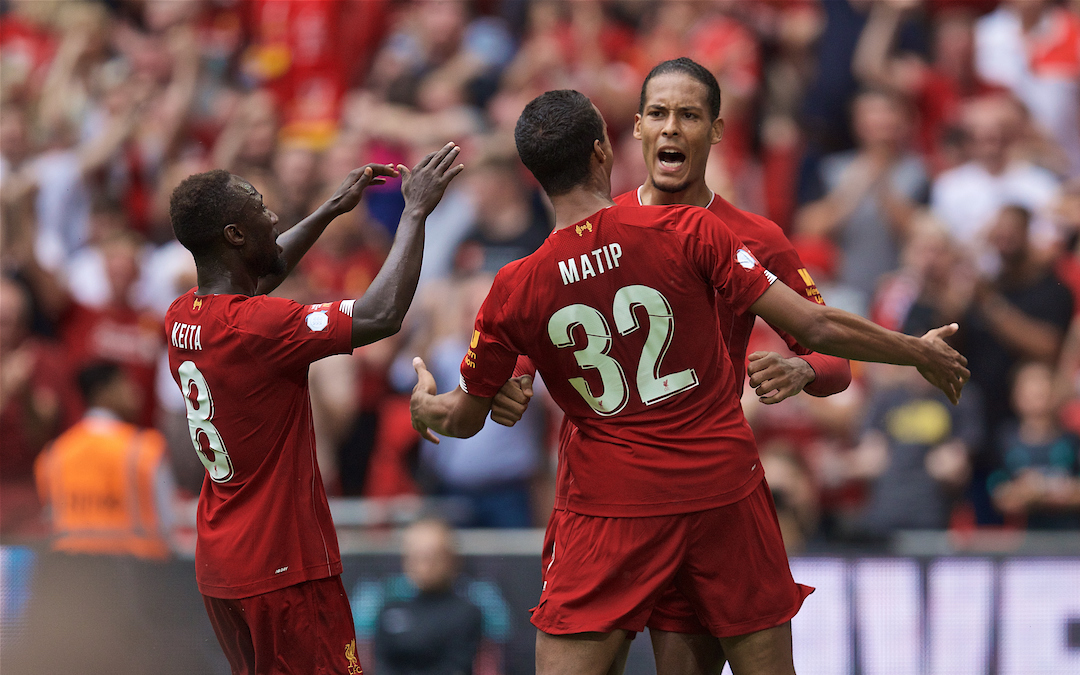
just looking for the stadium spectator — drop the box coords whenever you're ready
[0,277,81,537]
[974,0,1080,176]
[397,268,546,528]
[8,362,180,675]
[930,93,1062,266]
[956,204,1074,432]
[989,361,1080,529]
[374,518,484,675]
[411,88,968,675]
[797,88,929,315]
[843,363,984,539]
[456,156,552,276]
[853,0,1001,175]
[34,361,175,559]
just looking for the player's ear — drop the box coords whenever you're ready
[593,138,608,166]
[222,223,245,247]
[633,113,643,140]
[711,117,724,145]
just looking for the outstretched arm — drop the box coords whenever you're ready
[410,357,493,441]
[255,162,400,295]
[350,143,464,347]
[750,282,969,403]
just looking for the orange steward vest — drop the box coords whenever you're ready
[34,416,170,559]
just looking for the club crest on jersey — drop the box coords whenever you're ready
[576,220,593,236]
[192,297,203,310]
[736,248,759,270]
[345,640,363,674]
[306,310,329,332]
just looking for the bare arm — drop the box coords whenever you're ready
[852,0,906,90]
[255,163,399,295]
[750,282,969,403]
[410,357,493,441]
[977,292,1066,362]
[350,143,464,347]
[795,156,885,239]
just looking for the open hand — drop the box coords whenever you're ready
[915,323,970,405]
[491,375,534,426]
[747,352,816,404]
[400,142,465,217]
[410,357,441,444]
[326,164,399,217]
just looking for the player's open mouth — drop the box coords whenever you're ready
[658,150,686,171]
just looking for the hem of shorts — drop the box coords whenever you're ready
[704,583,815,638]
[198,560,344,599]
[563,470,763,518]
[531,611,652,636]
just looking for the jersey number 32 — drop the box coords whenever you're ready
[548,284,698,416]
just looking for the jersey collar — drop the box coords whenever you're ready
[636,185,715,210]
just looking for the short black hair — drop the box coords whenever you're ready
[169,169,249,256]
[639,58,722,121]
[77,361,124,405]
[514,90,606,197]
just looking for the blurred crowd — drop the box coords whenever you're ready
[2,0,1079,548]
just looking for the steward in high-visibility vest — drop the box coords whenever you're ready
[34,362,175,560]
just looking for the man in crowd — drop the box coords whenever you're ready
[165,143,462,674]
[374,518,484,675]
[410,89,967,675]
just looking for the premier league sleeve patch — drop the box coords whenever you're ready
[736,248,758,269]
[306,310,329,332]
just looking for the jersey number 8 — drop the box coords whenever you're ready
[548,284,699,416]
[177,361,234,483]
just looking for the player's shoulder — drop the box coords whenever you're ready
[165,287,196,318]
[610,202,712,232]
[707,195,790,250]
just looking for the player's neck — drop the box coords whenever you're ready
[639,179,713,209]
[194,258,260,297]
[550,187,616,232]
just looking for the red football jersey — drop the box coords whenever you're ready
[461,204,774,517]
[614,188,848,395]
[165,289,354,598]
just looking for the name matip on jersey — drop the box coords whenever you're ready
[461,204,775,517]
[166,289,354,598]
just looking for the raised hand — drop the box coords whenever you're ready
[747,352,816,404]
[915,323,970,405]
[491,375,534,426]
[399,142,465,217]
[326,164,399,217]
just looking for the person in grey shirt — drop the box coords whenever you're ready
[797,89,929,315]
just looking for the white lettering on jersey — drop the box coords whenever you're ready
[559,258,579,285]
[557,243,623,285]
[171,322,203,350]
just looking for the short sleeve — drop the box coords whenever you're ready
[460,272,520,398]
[687,209,773,316]
[236,297,354,374]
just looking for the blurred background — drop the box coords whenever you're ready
[1,1,1078,673]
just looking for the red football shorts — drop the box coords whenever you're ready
[203,575,363,675]
[532,478,813,638]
